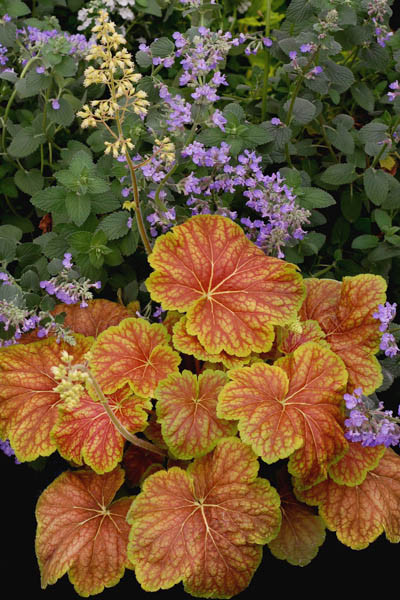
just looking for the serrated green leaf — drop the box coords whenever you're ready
[368,242,400,262]
[54,56,77,77]
[135,50,152,69]
[20,270,40,291]
[363,168,388,206]
[8,128,45,158]
[350,82,375,113]
[48,97,75,127]
[352,234,379,250]
[42,235,69,259]
[196,128,225,146]
[15,71,50,99]
[284,97,316,125]
[223,103,245,123]
[86,176,110,195]
[30,186,66,212]
[300,232,326,255]
[324,59,354,93]
[119,227,139,256]
[320,163,357,185]
[69,231,92,253]
[358,122,388,145]
[325,125,354,155]
[90,193,121,213]
[286,0,313,23]
[65,193,91,226]
[98,211,130,240]
[5,0,30,16]
[374,209,391,232]
[14,169,44,195]
[150,37,174,57]
[241,125,274,146]
[299,187,335,209]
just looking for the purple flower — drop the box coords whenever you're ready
[0,272,11,284]
[271,117,282,126]
[191,84,220,103]
[289,50,297,60]
[380,333,399,357]
[300,43,312,53]
[211,109,227,131]
[0,438,20,464]
[36,66,45,74]
[62,252,73,269]
[3,14,11,22]
[51,98,60,110]
[263,37,272,47]
[122,187,131,197]
[373,302,397,332]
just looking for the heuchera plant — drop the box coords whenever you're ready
[1,213,400,598]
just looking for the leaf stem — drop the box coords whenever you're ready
[261,0,272,121]
[84,367,167,457]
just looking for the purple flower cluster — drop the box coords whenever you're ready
[138,41,175,69]
[344,387,400,447]
[40,253,101,308]
[0,438,20,464]
[0,299,41,347]
[0,43,8,67]
[178,143,310,257]
[373,301,399,357]
[367,0,393,47]
[146,190,177,237]
[387,81,400,102]
[158,84,192,133]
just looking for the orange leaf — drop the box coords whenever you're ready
[218,342,348,489]
[52,299,132,337]
[277,319,328,355]
[146,214,304,357]
[89,318,181,397]
[172,315,253,368]
[268,468,325,566]
[35,466,133,595]
[127,437,281,598]
[300,275,387,393]
[154,369,236,459]
[328,441,385,486]
[296,448,400,549]
[0,336,92,461]
[52,385,151,473]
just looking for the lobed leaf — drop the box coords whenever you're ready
[218,342,348,489]
[155,370,236,459]
[146,215,304,357]
[0,336,92,462]
[36,467,133,595]
[296,448,400,549]
[89,317,181,397]
[127,437,281,598]
[52,385,151,474]
[52,299,132,338]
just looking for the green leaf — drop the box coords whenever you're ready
[98,211,130,240]
[340,189,362,223]
[241,125,274,146]
[350,82,375,113]
[223,103,245,123]
[30,186,66,213]
[90,193,121,213]
[14,169,44,195]
[368,242,400,262]
[300,232,326,255]
[374,209,392,232]
[48,97,75,127]
[150,37,174,57]
[0,22,17,47]
[135,50,152,69]
[86,176,110,195]
[69,231,92,253]
[331,217,350,245]
[5,0,30,16]
[65,193,91,226]
[363,168,388,206]
[352,234,379,250]
[54,56,77,77]
[196,128,225,146]
[0,225,22,242]
[286,0,313,23]
[298,187,335,209]
[320,163,357,185]
[119,227,139,256]
[323,60,354,93]
[8,128,45,158]
[20,270,40,291]
[15,71,50,99]
[42,235,69,259]
[325,125,354,155]
[141,0,162,17]
[284,97,316,125]
[359,122,388,145]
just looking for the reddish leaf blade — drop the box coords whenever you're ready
[296,448,400,549]
[52,386,151,473]
[35,466,133,596]
[146,214,304,357]
[300,275,387,393]
[0,336,92,461]
[127,437,281,598]
[172,316,255,368]
[268,469,326,566]
[328,441,385,486]
[123,444,164,487]
[218,342,348,489]
[52,299,132,337]
[155,369,236,459]
[89,318,181,397]
[278,319,328,355]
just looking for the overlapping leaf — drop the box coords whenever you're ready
[328,441,385,486]
[0,336,92,461]
[89,318,181,397]
[127,437,281,598]
[299,275,387,393]
[36,466,133,596]
[268,469,326,566]
[154,370,236,459]
[218,342,348,489]
[172,316,253,369]
[146,214,304,357]
[52,385,151,473]
[296,448,400,549]
[52,299,132,337]
[277,320,328,355]
[123,444,164,487]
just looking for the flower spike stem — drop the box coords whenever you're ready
[81,365,166,457]
[261,0,272,121]
[125,152,153,255]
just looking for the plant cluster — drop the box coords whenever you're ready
[1,0,400,597]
